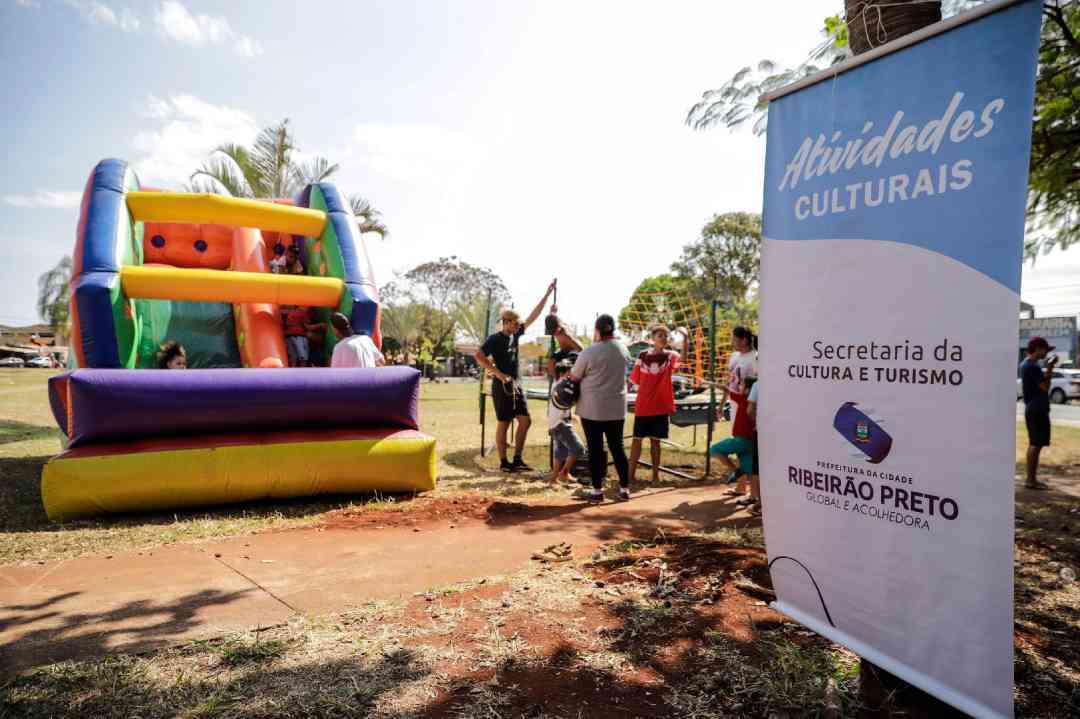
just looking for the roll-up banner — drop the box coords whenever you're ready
[758,1,1042,717]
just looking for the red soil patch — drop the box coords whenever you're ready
[398,535,796,718]
[317,496,497,531]
[316,496,571,533]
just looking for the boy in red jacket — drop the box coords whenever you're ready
[628,325,680,483]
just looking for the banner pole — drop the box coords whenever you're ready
[479,288,492,457]
[548,280,557,470]
[704,297,717,478]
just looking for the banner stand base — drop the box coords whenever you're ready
[769,601,1009,719]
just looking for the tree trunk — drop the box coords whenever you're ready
[845,0,942,55]
[845,2,945,712]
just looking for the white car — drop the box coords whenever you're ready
[0,356,25,368]
[26,356,53,369]
[1017,368,1080,404]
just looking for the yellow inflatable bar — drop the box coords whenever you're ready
[127,192,327,236]
[121,265,344,306]
[42,432,438,521]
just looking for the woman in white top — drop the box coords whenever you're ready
[720,326,758,418]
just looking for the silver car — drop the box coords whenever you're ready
[1017,368,1080,404]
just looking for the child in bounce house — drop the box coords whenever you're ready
[155,341,187,369]
[281,305,324,367]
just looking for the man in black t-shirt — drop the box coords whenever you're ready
[1020,336,1055,490]
[475,281,556,472]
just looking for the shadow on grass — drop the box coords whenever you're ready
[2,643,431,718]
[0,420,61,447]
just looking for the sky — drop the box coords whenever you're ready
[3,0,1078,335]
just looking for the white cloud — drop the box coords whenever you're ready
[130,94,259,186]
[232,35,263,58]
[154,1,262,57]
[118,7,139,31]
[3,191,82,209]
[15,0,41,8]
[86,1,116,25]
[63,1,140,32]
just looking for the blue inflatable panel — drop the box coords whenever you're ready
[73,271,122,368]
[79,159,128,274]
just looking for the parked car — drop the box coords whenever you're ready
[0,356,26,368]
[26,356,53,369]
[1016,368,1080,404]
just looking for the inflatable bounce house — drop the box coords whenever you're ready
[41,159,436,521]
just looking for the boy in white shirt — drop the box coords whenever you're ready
[330,312,385,368]
[547,361,585,482]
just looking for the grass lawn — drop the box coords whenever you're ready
[1,369,1078,717]
[0,370,725,565]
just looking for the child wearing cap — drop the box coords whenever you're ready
[547,361,585,483]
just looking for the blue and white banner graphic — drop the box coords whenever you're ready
[759,2,1042,717]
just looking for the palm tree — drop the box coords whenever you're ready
[189,119,388,237]
[37,255,72,342]
[380,301,425,364]
[349,194,388,238]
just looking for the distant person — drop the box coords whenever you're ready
[546,361,585,483]
[571,314,631,503]
[270,243,305,275]
[628,324,680,484]
[329,312,385,368]
[720,326,757,424]
[744,378,761,515]
[711,373,758,500]
[474,280,557,473]
[156,340,187,369]
[1021,337,1055,490]
[281,305,321,367]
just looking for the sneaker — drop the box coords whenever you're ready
[573,487,603,504]
[511,457,532,472]
[618,487,631,502]
[500,460,515,473]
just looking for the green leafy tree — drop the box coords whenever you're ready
[190,118,388,238]
[398,257,508,353]
[37,255,72,340]
[451,292,503,345]
[617,274,697,336]
[671,212,762,310]
[1028,1,1080,254]
[379,296,426,365]
[686,1,1080,256]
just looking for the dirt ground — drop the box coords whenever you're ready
[3,483,1077,718]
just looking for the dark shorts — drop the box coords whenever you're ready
[492,380,529,422]
[1025,409,1051,447]
[633,414,669,439]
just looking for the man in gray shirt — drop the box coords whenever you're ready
[572,314,631,503]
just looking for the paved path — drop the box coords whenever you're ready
[0,484,749,674]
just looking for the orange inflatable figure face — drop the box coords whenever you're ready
[144,223,232,269]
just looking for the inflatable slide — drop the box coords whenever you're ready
[41,159,436,521]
